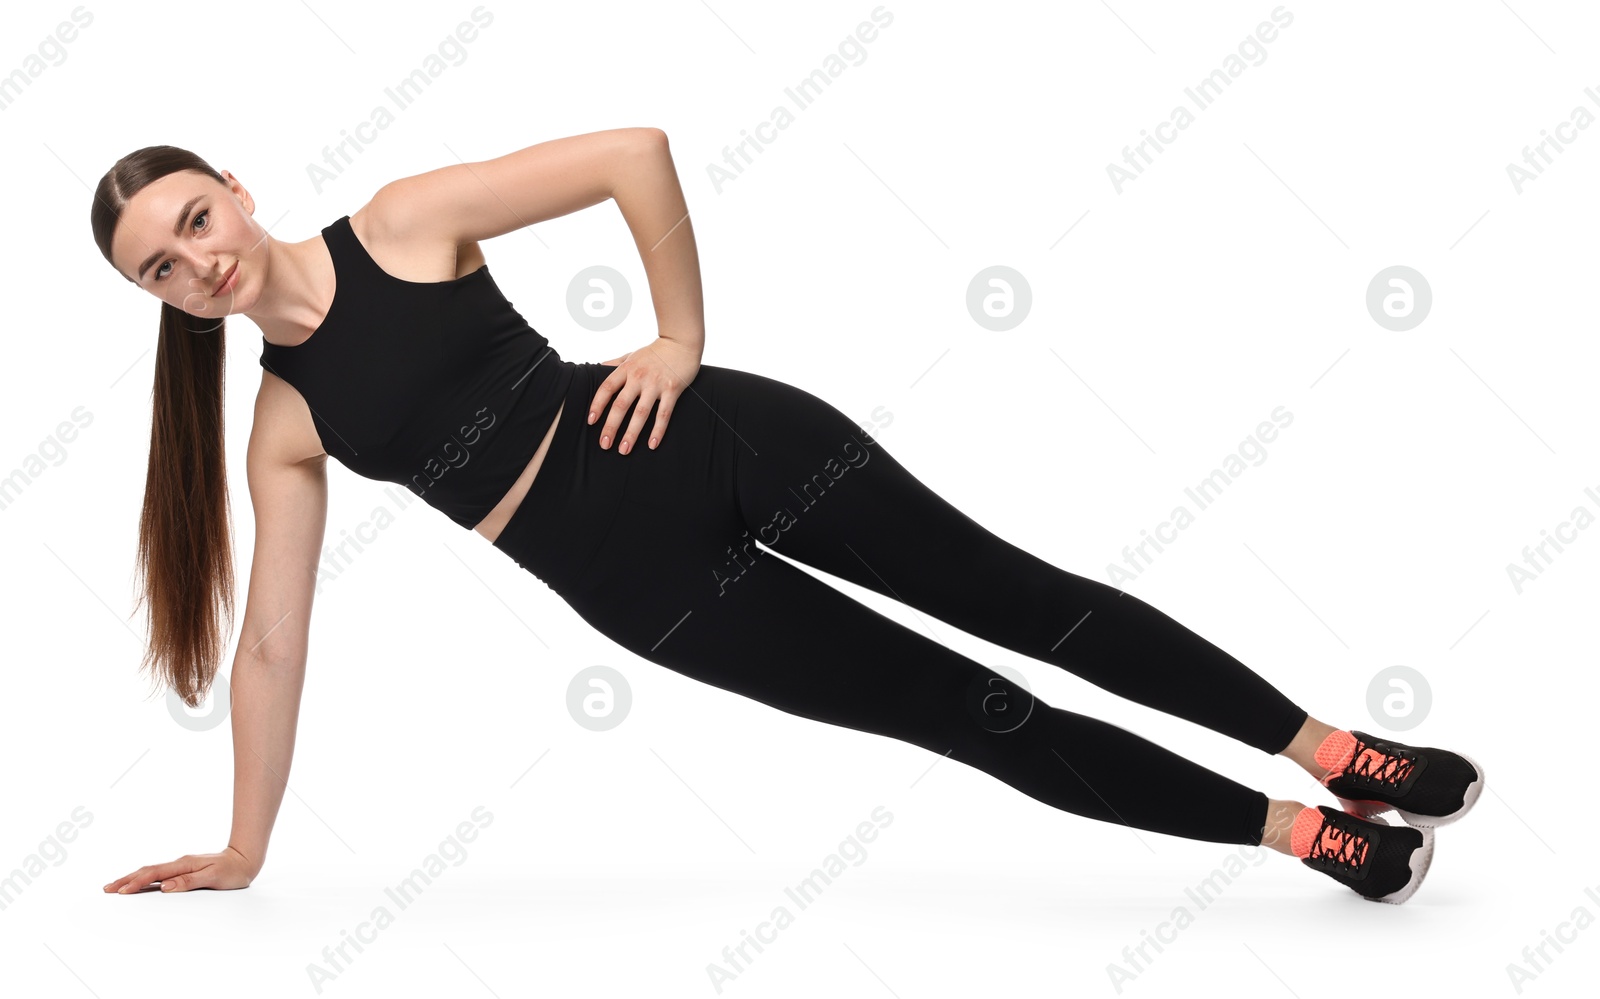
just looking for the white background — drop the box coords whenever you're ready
[1,1,1592,996]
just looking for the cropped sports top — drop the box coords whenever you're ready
[259,214,576,530]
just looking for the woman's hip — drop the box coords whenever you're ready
[490,361,756,594]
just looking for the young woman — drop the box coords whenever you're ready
[93,128,1482,904]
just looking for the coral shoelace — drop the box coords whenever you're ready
[1349,737,1418,787]
[1309,817,1370,870]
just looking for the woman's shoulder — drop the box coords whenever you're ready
[344,188,486,284]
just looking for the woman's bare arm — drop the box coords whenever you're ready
[376,126,705,348]
[104,375,327,893]
[367,127,706,455]
[226,374,328,876]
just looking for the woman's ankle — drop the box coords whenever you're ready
[1280,715,1342,780]
[1261,798,1311,857]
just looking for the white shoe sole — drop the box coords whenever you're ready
[1335,752,1485,829]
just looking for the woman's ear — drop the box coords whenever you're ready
[220,169,255,215]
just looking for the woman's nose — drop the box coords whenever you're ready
[182,255,218,289]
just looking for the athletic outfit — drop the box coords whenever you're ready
[262,214,1315,847]
[260,215,573,530]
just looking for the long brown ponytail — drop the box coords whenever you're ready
[90,146,235,709]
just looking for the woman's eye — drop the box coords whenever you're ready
[154,209,209,281]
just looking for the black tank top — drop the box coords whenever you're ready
[259,214,576,530]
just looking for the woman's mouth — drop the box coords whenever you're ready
[212,262,239,297]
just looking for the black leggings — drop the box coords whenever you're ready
[492,362,1308,845]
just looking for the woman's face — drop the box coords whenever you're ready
[108,169,265,321]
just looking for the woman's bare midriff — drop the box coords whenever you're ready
[473,399,565,544]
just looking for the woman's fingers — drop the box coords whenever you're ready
[104,866,154,893]
[107,865,163,893]
[591,372,649,450]
[105,850,254,894]
[104,856,195,893]
[590,341,698,453]
[647,395,676,449]
[159,867,200,892]
[588,369,626,430]
[617,390,659,455]
[105,875,152,893]
[608,384,678,455]
[597,382,639,451]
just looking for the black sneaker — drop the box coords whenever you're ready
[1295,805,1434,905]
[1318,730,1485,828]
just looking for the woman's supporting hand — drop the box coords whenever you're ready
[103,845,257,894]
[590,336,703,454]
